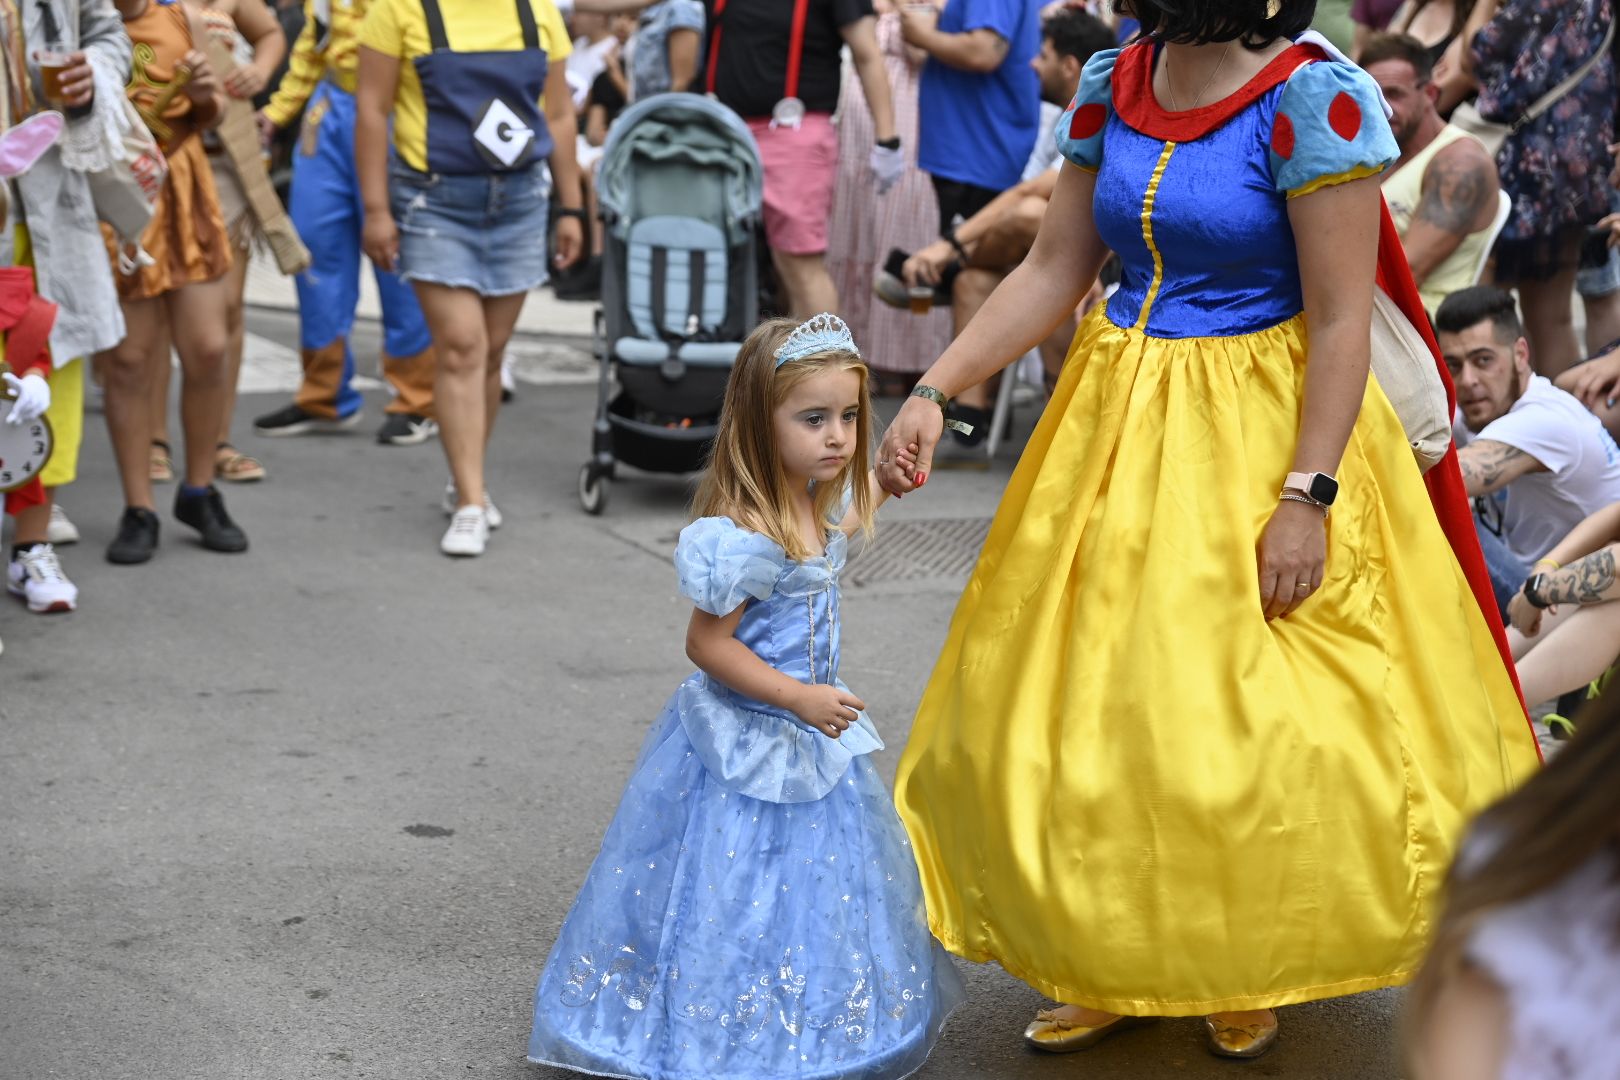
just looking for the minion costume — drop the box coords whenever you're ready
[259,0,435,427]
[893,40,1542,1016]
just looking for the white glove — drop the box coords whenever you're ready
[869,142,906,195]
[3,371,50,425]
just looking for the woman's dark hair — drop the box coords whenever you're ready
[1120,0,1317,48]
[1405,698,1620,1065]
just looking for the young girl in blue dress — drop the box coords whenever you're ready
[527,314,963,1080]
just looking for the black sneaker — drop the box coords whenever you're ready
[253,402,363,437]
[376,413,439,446]
[174,487,249,553]
[106,507,160,564]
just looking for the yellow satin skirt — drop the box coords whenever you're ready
[894,309,1541,1016]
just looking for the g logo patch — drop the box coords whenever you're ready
[473,99,536,170]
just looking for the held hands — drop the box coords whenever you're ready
[361,210,400,273]
[553,215,585,270]
[869,142,905,194]
[182,51,218,103]
[57,52,95,109]
[1257,500,1327,621]
[4,372,51,425]
[792,682,866,740]
[877,395,941,495]
[1506,589,1547,637]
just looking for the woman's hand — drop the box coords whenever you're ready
[877,395,944,494]
[224,61,271,100]
[553,215,584,270]
[1556,345,1620,409]
[182,50,218,103]
[1506,589,1546,637]
[1257,500,1327,621]
[791,683,865,739]
[361,209,399,273]
[57,52,95,109]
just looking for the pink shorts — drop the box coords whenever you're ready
[747,113,838,256]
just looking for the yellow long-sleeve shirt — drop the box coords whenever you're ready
[263,0,368,129]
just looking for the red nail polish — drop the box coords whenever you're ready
[917,473,928,486]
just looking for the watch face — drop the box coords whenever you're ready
[1308,473,1339,506]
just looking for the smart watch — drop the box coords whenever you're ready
[1523,573,1553,610]
[1283,471,1339,508]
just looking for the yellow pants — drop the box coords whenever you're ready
[1,224,84,489]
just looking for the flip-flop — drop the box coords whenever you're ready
[149,439,174,484]
[215,444,266,483]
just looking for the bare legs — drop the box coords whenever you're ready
[1508,600,1620,706]
[149,243,252,471]
[412,282,527,511]
[771,250,839,319]
[1508,234,1583,378]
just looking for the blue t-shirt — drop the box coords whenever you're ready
[916,0,1042,191]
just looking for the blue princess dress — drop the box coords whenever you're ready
[528,517,964,1080]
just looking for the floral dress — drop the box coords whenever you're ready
[1473,0,1616,280]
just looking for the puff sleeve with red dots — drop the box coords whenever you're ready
[1268,61,1398,198]
[1053,48,1121,173]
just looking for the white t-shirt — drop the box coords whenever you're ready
[1459,375,1620,562]
[1022,100,1063,182]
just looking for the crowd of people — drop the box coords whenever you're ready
[5,0,1620,1075]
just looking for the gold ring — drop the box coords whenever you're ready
[1295,583,1311,592]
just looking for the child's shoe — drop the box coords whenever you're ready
[7,543,78,613]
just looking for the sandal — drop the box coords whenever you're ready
[149,440,175,484]
[215,443,266,483]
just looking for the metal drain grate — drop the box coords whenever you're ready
[848,518,991,586]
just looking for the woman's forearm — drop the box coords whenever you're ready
[354,104,390,213]
[1543,504,1620,566]
[853,43,896,142]
[1290,317,1370,478]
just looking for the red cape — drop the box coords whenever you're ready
[1374,205,1535,741]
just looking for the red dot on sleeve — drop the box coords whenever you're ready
[1271,112,1295,159]
[1328,91,1363,142]
[1068,103,1107,141]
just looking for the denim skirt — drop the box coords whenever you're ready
[390,162,550,296]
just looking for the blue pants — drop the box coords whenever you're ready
[288,82,435,419]
[1473,499,1530,621]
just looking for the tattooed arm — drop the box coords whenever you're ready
[1540,547,1620,606]
[1456,439,1546,497]
[1401,141,1500,287]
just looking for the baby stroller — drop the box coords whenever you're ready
[578,93,764,514]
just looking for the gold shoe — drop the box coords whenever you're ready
[1202,1012,1279,1059]
[1023,1007,1153,1053]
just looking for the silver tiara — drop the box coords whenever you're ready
[773,313,861,366]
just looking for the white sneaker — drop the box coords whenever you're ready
[47,504,81,545]
[440,506,489,557]
[441,480,502,529]
[7,544,79,613]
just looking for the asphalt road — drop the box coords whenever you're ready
[0,311,1404,1080]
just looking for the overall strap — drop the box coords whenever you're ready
[418,0,449,52]
[513,0,539,51]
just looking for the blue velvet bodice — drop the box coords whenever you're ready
[1095,86,1306,339]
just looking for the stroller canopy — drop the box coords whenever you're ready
[597,93,763,248]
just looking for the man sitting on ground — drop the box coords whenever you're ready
[1439,286,1620,616]
[1359,32,1502,316]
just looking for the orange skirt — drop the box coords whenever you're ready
[106,136,232,301]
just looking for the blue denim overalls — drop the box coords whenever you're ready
[414,0,552,174]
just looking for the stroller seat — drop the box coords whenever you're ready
[615,215,741,373]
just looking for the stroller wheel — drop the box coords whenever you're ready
[579,463,609,515]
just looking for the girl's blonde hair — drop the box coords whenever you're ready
[693,317,875,560]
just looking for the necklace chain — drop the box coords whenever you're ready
[1166,41,1232,112]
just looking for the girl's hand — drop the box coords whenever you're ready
[1506,589,1545,637]
[225,61,271,100]
[361,209,399,273]
[1257,500,1327,621]
[792,683,865,739]
[182,51,218,103]
[553,214,584,270]
[878,395,944,494]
